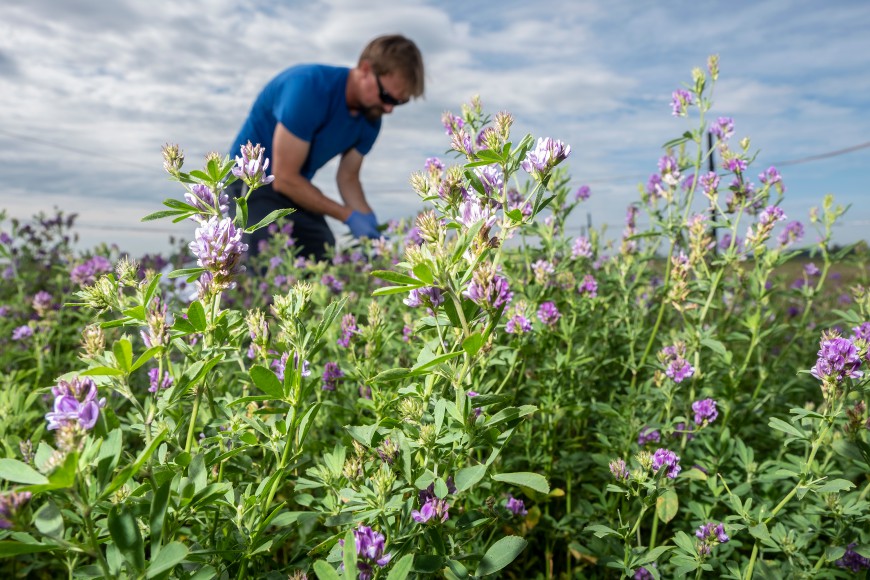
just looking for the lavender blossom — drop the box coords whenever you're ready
[709,117,734,141]
[634,566,655,580]
[147,368,173,393]
[11,325,33,341]
[403,286,445,309]
[758,205,786,227]
[851,322,870,342]
[476,164,504,197]
[811,332,863,384]
[322,362,344,391]
[609,458,630,481]
[505,495,528,517]
[531,260,555,285]
[232,141,275,188]
[340,525,392,580]
[572,236,593,259]
[189,217,247,290]
[0,491,32,529]
[32,291,53,315]
[692,398,718,425]
[651,448,681,479]
[671,89,693,116]
[457,197,497,229]
[574,185,591,201]
[505,314,532,335]
[725,157,747,174]
[45,376,106,431]
[464,272,513,311]
[321,273,344,294]
[412,497,450,524]
[836,543,870,573]
[777,221,804,247]
[521,137,571,178]
[695,522,729,556]
[700,172,720,197]
[337,314,358,348]
[578,274,598,298]
[185,183,229,222]
[638,427,661,446]
[536,301,561,326]
[70,255,113,286]
[759,166,785,193]
[658,344,695,383]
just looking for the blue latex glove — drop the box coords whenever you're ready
[344,210,381,239]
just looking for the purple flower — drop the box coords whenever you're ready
[232,141,275,188]
[404,286,445,309]
[758,205,786,227]
[185,183,229,222]
[521,137,571,178]
[424,157,445,173]
[651,448,681,479]
[657,155,681,186]
[672,422,695,441]
[70,255,113,286]
[476,164,504,197]
[457,197,497,229]
[340,525,392,580]
[271,351,310,382]
[777,221,804,247]
[692,398,718,425]
[442,112,464,136]
[0,491,32,529]
[32,291,53,314]
[700,172,720,196]
[671,89,693,116]
[189,217,247,289]
[811,333,863,383]
[322,362,344,391]
[45,376,106,431]
[147,368,173,393]
[709,117,734,141]
[836,543,870,573]
[505,314,532,335]
[505,495,528,517]
[578,274,598,298]
[634,565,655,580]
[536,301,561,327]
[405,226,424,246]
[465,273,513,311]
[804,262,820,277]
[638,427,661,446]
[337,314,358,348]
[11,325,33,341]
[695,522,729,556]
[759,166,785,193]
[572,236,593,259]
[659,344,695,383]
[412,496,450,524]
[321,274,344,294]
[574,185,591,201]
[609,458,630,481]
[725,157,747,174]
[851,322,870,341]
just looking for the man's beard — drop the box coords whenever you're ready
[361,106,384,121]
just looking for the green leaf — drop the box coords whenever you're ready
[410,350,464,374]
[372,285,422,297]
[492,472,549,495]
[142,209,187,222]
[167,267,206,279]
[146,541,188,578]
[187,301,207,332]
[454,464,487,493]
[0,458,48,485]
[80,366,127,377]
[0,541,59,558]
[101,429,168,500]
[130,346,162,373]
[342,529,357,580]
[700,338,729,359]
[150,480,172,549]
[113,338,133,373]
[768,417,806,440]
[312,560,342,580]
[475,536,527,576]
[656,488,679,523]
[815,478,856,493]
[461,332,485,357]
[250,365,285,399]
[412,263,434,285]
[245,208,295,233]
[370,270,423,286]
[108,504,146,571]
[34,501,64,538]
[386,554,415,580]
[585,524,620,539]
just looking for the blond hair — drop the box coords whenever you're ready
[359,34,425,98]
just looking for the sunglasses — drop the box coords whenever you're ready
[375,74,408,106]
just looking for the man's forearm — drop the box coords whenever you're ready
[272,175,352,222]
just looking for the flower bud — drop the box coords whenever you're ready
[81,323,105,356]
[162,143,184,176]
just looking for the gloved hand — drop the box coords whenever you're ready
[344,210,381,239]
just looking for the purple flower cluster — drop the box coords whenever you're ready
[412,496,450,524]
[340,525,392,580]
[758,205,786,227]
[321,362,344,391]
[521,137,571,178]
[185,183,229,222]
[851,322,870,342]
[271,351,311,382]
[634,566,655,580]
[32,291,53,315]
[724,157,747,174]
[671,89,693,116]
[465,273,513,311]
[638,427,661,446]
[506,313,532,335]
[609,458,630,481]
[424,157,445,173]
[11,325,32,341]
[651,448,681,479]
[507,189,532,218]
[759,166,784,192]
[695,522,729,556]
[457,197,497,229]
[692,398,718,425]
[777,220,804,247]
[45,376,106,431]
[505,494,528,517]
[189,217,247,289]
[536,301,561,327]
[700,172,720,197]
[232,141,275,188]
[836,543,870,573]
[572,236,593,259]
[70,255,113,286]
[476,164,504,197]
[148,368,173,393]
[811,332,863,384]
[337,314,358,348]
[578,274,598,298]
[709,117,734,141]
[321,273,344,294]
[575,185,591,201]
[658,344,695,383]
[0,491,32,529]
[404,286,445,309]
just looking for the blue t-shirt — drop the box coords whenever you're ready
[230,65,381,180]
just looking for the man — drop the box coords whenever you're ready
[228,34,425,261]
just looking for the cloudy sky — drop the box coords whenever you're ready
[2,0,869,257]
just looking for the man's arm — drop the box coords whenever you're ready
[336,148,373,215]
[270,122,353,222]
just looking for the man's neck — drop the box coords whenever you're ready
[346,68,362,115]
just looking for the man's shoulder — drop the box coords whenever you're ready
[272,64,348,87]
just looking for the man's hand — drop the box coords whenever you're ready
[344,210,381,239]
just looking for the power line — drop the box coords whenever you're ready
[771,141,870,167]
[0,127,156,171]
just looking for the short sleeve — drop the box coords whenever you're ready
[273,73,326,143]
[354,120,381,156]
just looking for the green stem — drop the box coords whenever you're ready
[744,544,759,580]
[631,242,676,389]
[184,387,203,453]
[84,509,112,579]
